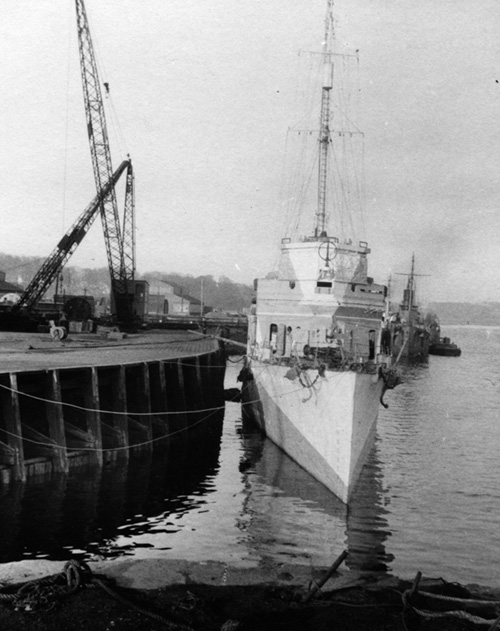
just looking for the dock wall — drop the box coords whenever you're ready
[0,345,226,483]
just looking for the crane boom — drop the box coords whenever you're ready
[122,162,135,279]
[75,0,133,324]
[17,161,132,311]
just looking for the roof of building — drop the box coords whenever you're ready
[184,295,201,305]
[161,281,201,305]
[0,279,23,294]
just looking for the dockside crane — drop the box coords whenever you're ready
[75,0,135,325]
[122,161,136,280]
[16,160,133,312]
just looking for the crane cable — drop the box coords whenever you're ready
[86,7,129,160]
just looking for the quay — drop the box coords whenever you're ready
[2,557,500,631]
[0,329,226,483]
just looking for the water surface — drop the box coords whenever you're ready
[1,326,498,585]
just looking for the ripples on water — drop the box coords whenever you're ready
[376,326,500,584]
[0,326,499,585]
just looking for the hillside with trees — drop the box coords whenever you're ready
[0,254,253,313]
[3,253,499,322]
[429,302,500,326]
[141,272,253,313]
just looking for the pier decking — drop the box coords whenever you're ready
[0,330,226,483]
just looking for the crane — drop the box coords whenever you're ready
[122,161,136,280]
[75,0,135,326]
[16,160,133,312]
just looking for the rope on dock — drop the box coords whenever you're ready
[402,571,500,629]
[0,560,87,611]
[0,560,194,630]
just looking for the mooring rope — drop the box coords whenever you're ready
[0,560,90,611]
[402,593,500,627]
[0,405,224,453]
[0,560,194,630]
[89,576,194,631]
[0,382,229,417]
[401,572,500,630]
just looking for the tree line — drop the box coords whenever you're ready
[0,254,253,313]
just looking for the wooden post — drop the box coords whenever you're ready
[176,359,188,430]
[158,361,168,412]
[154,361,169,437]
[302,550,348,602]
[45,369,69,473]
[3,373,26,482]
[112,365,129,457]
[209,347,225,408]
[84,367,103,466]
[195,356,204,407]
[139,363,153,443]
[204,352,220,407]
[149,361,167,413]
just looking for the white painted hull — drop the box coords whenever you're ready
[241,361,384,503]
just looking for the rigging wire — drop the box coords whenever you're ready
[280,45,367,245]
[84,4,129,161]
[61,2,74,235]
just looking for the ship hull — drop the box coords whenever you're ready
[391,324,430,362]
[241,361,384,503]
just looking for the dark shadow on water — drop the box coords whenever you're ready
[0,411,224,563]
[346,435,394,572]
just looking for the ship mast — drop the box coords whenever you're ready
[315,0,335,238]
[396,253,429,324]
[408,253,415,313]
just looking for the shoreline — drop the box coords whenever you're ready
[1,558,500,631]
[2,555,499,594]
[1,557,336,591]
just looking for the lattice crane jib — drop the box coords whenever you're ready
[75,0,133,323]
[17,161,131,311]
[122,162,136,280]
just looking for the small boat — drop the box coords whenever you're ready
[428,316,461,356]
[429,337,462,357]
[239,1,399,504]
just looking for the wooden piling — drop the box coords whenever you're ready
[44,370,69,473]
[112,365,129,456]
[195,356,204,408]
[176,359,188,430]
[83,367,103,466]
[149,361,167,413]
[126,364,153,446]
[0,332,225,480]
[149,361,169,438]
[2,374,25,482]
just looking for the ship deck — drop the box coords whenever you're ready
[0,329,219,374]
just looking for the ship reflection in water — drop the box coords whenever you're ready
[0,401,392,573]
[345,440,395,572]
[237,417,393,571]
[0,412,224,563]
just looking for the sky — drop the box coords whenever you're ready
[0,0,499,304]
